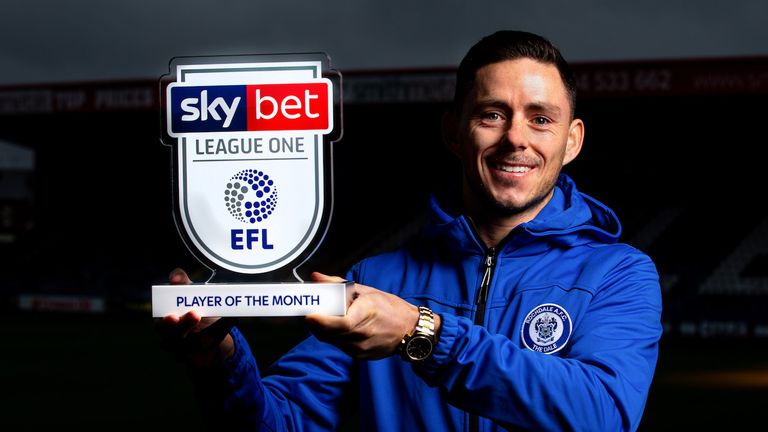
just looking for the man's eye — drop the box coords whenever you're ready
[482,112,503,121]
[532,116,551,125]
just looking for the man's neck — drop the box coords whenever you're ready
[465,191,554,249]
[472,214,527,249]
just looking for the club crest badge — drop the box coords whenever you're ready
[521,303,572,354]
[160,53,341,279]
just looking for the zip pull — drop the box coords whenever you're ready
[476,248,495,305]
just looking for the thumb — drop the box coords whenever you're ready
[169,268,192,285]
[310,271,346,283]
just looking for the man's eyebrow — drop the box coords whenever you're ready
[526,102,562,116]
[473,98,508,109]
[472,99,563,117]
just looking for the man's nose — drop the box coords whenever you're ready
[504,116,527,149]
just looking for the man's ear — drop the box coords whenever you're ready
[563,118,584,165]
[441,110,461,157]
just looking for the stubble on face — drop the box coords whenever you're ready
[470,165,552,217]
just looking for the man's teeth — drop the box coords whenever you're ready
[498,165,531,173]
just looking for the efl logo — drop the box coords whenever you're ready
[167,82,332,136]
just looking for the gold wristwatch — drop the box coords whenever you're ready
[400,306,436,362]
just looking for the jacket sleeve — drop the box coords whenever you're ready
[195,327,354,431]
[413,251,663,431]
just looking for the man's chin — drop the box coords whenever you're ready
[485,190,550,218]
[488,199,528,216]
[483,192,527,215]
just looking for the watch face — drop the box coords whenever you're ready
[405,335,433,361]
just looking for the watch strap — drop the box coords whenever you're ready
[413,306,435,338]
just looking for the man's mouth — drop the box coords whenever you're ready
[495,164,532,173]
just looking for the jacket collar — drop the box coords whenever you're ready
[423,174,622,256]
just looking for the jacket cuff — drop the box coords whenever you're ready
[223,326,259,385]
[416,311,459,376]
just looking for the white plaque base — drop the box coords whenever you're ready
[152,282,348,317]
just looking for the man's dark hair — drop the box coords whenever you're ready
[454,30,577,117]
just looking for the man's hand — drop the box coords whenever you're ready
[154,268,236,368]
[305,272,427,360]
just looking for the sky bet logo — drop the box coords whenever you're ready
[168,82,332,136]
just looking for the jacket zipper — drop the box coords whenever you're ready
[470,247,496,432]
[474,248,496,326]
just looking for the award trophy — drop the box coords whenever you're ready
[152,53,346,317]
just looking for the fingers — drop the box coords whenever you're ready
[305,313,352,334]
[155,310,202,339]
[178,309,203,333]
[304,279,382,331]
[305,313,374,358]
[305,305,370,343]
[185,317,237,351]
[155,310,200,356]
[155,310,237,366]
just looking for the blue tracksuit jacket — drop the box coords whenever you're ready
[208,174,662,431]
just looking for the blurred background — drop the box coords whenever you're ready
[1,1,767,430]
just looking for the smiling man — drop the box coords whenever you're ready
[448,55,584,247]
[158,31,662,431]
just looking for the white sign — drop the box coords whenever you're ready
[152,283,347,317]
